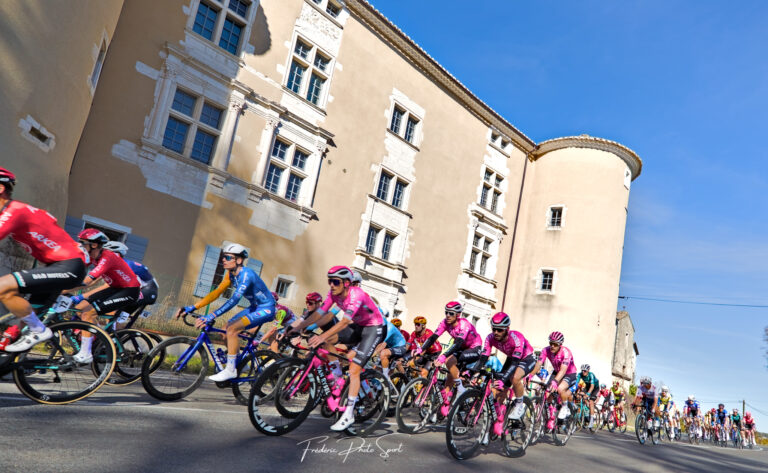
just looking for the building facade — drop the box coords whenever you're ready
[2,0,642,383]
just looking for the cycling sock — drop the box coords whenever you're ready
[79,336,94,355]
[21,312,45,333]
[383,367,390,378]
[346,396,357,411]
[226,354,237,370]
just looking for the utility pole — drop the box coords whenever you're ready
[743,399,746,416]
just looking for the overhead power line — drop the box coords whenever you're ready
[746,402,768,417]
[619,295,768,308]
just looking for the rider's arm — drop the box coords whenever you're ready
[211,272,249,317]
[194,275,231,310]
[316,316,350,341]
[419,333,440,353]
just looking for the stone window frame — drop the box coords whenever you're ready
[284,34,336,109]
[468,231,495,277]
[374,166,411,211]
[546,204,567,231]
[309,0,343,18]
[262,133,316,207]
[88,30,110,95]
[161,86,227,165]
[479,166,504,214]
[387,101,422,147]
[536,267,558,295]
[185,0,258,57]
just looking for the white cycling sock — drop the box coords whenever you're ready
[79,336,94,355]
[383,367,390,378]
[226,354,237,371]
[21,312,45,333]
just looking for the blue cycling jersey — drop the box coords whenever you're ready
[126,260,154,285]
[486,356,503,372]
[685,400,699,410]
[212,267,273,317]
[716,409,728,424]
[384,319,406,348]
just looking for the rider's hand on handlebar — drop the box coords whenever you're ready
[194,313,215,328]
[308,334,325,348]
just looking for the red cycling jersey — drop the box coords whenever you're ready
[88,250,140,288]
[0,201,86,264]
[409,328,442,354]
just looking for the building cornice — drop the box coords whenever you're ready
[534,134,643,180]
[347,0,536,153]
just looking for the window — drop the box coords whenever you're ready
[470,233,493,277]
[549,206,563,228]
[311,0,343,19]
[285,36,334,107]
[388,104,421,145]
[382,233,395,261]
[376,172,392,200]
[365,226,380,254]
[275,278,292,298]
[392,180,406,208]
[162,88,224,164]
[90,38,107,89]
[192,0,251,55]
[263,136,313,204]
[479,167,504,213]
[540,270,554,292]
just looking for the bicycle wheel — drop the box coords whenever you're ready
[530,397,546,444]
[248,358,316,436]
[13,321,116,404]
[553,405,577,446]
[0,313,15,331]
[231,349,281,405]
[607,411,616,432]
[619,411,628,433]
[340,370,391,437]
[504,397,535,457]
[97,329,154,385]
[635,414,648,445]
[396,377,437,434]
[141,336,208,401]
[445,388,488,460]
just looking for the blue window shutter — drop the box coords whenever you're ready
[195,245,221,297]
[64,216,85,241]
[124,234,149,263]
[238,258,264,307]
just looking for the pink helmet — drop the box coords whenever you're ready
[490,312,510,329]
[548,331,565,344]
[327,265,354,281]
[305,292,323,303]
[271,291,279,302]
[445,301,463,314]
[78,228,109,245]
[0,167,16,187]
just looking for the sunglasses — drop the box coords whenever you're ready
[305,300,318,305]
[549,342,561,347]
[414,323,424,327]
[328,278,343,287]
[222,254,236,261]
[492,328,506,333]
[445,311,458,316]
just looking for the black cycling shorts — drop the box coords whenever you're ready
[87,286,140,315]
[587,385,600,400]
[13,258,87,307]
[499,353,537,387]
[120,280,159,315]
[337,323,386,367]
[387,345,408,359]
[550,372,578,389]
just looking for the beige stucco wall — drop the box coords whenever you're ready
[0,0,123,219]
[503,145,631,381]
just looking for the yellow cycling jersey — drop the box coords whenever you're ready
[611,386,623,398]
[660,395,672,405]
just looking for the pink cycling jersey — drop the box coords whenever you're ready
[88,250,140,288]
[541,345,577,374]
[0,201,87,264]
[320,286,383,327]
[482,330,533,360]
[434,317,482,350]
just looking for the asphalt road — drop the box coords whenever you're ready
[1,379,766,473]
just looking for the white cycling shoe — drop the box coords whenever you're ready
[73,352,93,364]
[330,410,356,431]
[4,328,53,352]
[508,401,527,420]
[209,368,237,382]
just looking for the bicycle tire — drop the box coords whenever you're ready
[635,414,648,445]
[386,371,407,416]
[651,422,661,445]
[13,321,116,404]
[97,329,155,385]
[340,369,391,437]
[248,358,316,436]
[445,387,487,460]
[141,336,208,401]
[231,349,281,405]
[553,404,577,446]
[504,397,535,457]
[530,396,546,445]
[395,377,436,434]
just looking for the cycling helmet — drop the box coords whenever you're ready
[661,385,669,393]
[639,376,651,385]
[327,265,354,281]
[745,412,752,418]
[78,228,109,245]
[600,384,606,389]
[444,301,463,313]
[548,331,565,344]
[688,395,695,401]
[718,403,724,408]
[413,316,427,325]
[0,167,16,188]
[733,408,738,413]
[391,318,402,328]
[103,241,129,256]
[490,312,511,329]
[352,271,363,284]
[305,292,323,303]
[222,243,248,259]
[613,381,620,388]
[271,291,279,302]
[580,364,590,371]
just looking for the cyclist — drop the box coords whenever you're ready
[374,317,408,386]
[744,412,756,447]
[417,301,483,417]
[576,364,600,429]
[176,243,275,382]
[100,241,159,325]
[476,312,536,433]
[611,381,628,424]
[406,315,441,377]
[730,408,743,445]
[531,331,578,419]
[259,292,297,351]
[305,266,386,431]
[658,385,675,438]
[0,167,89,352]
[67,229,142,362]
[390,317,410,341]
[596,383,611,417]
[684,395,701,438]
[632,376,660,427]
[715,403,729,442]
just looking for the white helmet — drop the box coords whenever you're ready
[352,271,363,284]
[222,243,248,259]
[661,385,669,393]
[103,241,129,257]
[688,395,695,401]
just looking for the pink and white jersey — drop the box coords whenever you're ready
[541,345,577,375]
[482,330,533,360]
[637,383,658,398]
[434,317,482,350]
[320,286,383,327]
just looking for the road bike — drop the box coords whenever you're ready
[634,397,661,445]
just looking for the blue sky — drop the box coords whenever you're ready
[369,1,768,426]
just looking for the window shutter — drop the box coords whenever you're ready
[63,216,85,241]
[124,234,149,263]
[194,245,221,297]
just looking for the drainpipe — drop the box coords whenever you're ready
[500,148,535,311]
[310,147,328,208]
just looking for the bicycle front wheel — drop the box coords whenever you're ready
[636,414,648,445]
[248,358,315,436]
[13,321,116,404]
[553,405,577,446]
[445,388,488,460]
[141,336,208,401]
[504,397,535,457]
[396,377,436,434]
[96,329,155,385]
[231,349,281,405]
[340,370,391,437]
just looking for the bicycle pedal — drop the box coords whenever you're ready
[215,380,232,388]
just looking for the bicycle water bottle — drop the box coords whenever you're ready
[215,348,227,367]
[0,325,21,351]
